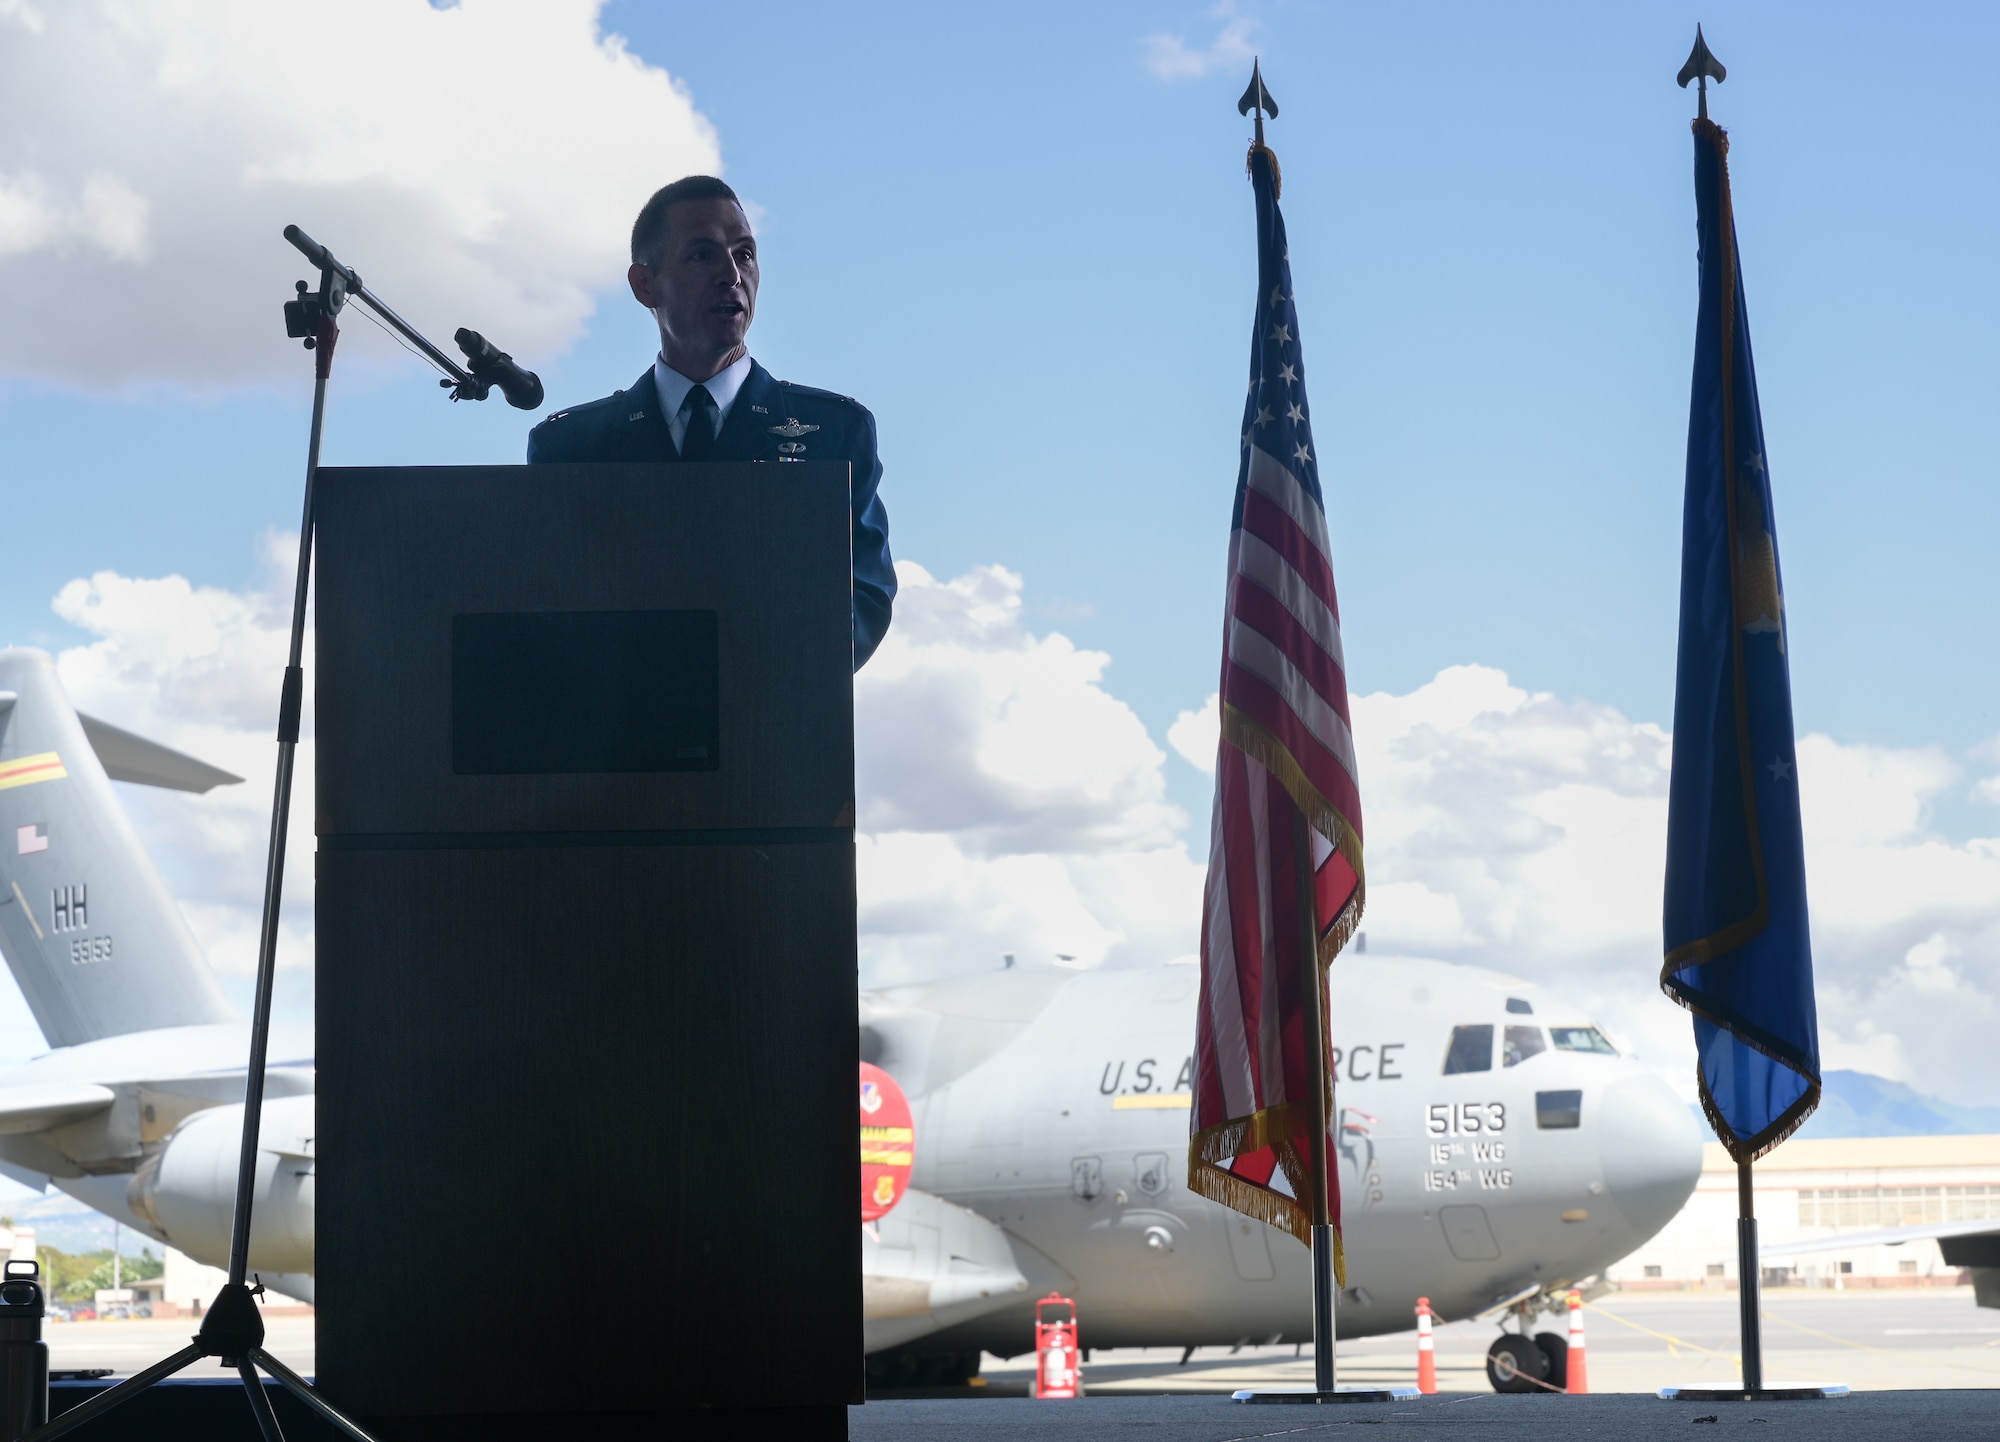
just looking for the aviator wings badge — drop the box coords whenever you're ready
[768,418,820,438]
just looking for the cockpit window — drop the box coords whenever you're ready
[1502,1025,1545,1067]
[1550,1026,1618,1055]
[1505,997,1534,1015]
[1442,1024,1493,1075]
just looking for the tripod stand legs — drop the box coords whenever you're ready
[22,1344,206,1441]
[236,1359,289,1442]
[252,1349,382,1442]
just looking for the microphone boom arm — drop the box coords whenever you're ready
[282,224,543,409]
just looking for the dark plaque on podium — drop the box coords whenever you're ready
[313,462,860,1440]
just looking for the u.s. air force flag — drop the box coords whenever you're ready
[1662,118,1820,1161]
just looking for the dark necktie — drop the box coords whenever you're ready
[680,383,716,460]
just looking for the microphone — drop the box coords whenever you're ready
[454,328,545,411]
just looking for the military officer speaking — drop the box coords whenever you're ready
[528,175,896,668]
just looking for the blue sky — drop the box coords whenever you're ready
[2,3,1999,1101]
[4,2,1995,844]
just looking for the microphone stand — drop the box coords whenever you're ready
[24,227,544,1442]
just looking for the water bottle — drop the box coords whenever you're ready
[0,1260,47,1440]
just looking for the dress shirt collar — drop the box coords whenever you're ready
[654,352,753,441]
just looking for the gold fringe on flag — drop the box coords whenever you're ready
[1189,1103,1347,1285]
[1246,143,1283,199]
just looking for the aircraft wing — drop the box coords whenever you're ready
[864,1187,1028,1354]
[1761,1219,2000,1258]
[0,1081,115,1135]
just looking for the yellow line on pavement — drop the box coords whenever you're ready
[1581,1300,1737,1359]
[1757,1308,2000,1378]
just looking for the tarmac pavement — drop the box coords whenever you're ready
[45,1314,316,1378]
[848,1390,2000,1441]
[940,1287,2000,1397]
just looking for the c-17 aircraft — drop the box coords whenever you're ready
[858,954,1717,1389]
[0,647,314,1301]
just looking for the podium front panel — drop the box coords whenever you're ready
[314,463,858,1435]
[316,462,855,837]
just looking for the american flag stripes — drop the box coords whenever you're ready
[1188,144,1363,1279]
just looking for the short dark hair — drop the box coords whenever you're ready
[631,176,742,268]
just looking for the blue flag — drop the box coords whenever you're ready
[1662,119,1821,1162]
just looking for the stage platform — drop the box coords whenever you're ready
[849,1391,1998,1441]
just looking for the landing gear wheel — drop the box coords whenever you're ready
[1485,1333,1550,1394]
[1533,1332,1569,1391]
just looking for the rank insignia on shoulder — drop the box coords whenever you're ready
[768,418,820,438]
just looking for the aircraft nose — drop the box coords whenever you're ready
[1596,1070,1703,1240]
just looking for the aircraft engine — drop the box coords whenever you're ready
[127,1095,315,1276]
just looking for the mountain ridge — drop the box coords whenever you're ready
[1792,1070,2000,1139]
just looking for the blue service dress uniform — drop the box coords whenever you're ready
[526,361,896,669]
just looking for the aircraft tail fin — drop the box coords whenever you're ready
[0,648,239,1047]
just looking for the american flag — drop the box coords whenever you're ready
[1187,144,1363,1278]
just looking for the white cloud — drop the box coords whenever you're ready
[50,537,316,993]
[1320,665,2000,1106]
[1168,691,1220,773]
[0,1,718,388]
[857,564,1184,856]
[29,545,2000,1110]
[855,563,1201,982]
[1142,3,1257,83]
[31,556,1207,1028]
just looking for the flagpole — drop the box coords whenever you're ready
[1658,29,1844,1405]
[1736,1160,1763,1392]
[1221,60,1405,1408]
[1292,808,1336,1394]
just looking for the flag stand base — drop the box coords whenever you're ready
[1659,1384,1849,1402]
[1234,1387,1417,1404]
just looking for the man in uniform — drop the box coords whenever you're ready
[527,175,895,668]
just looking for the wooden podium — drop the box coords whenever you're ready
[313,463,860,1440]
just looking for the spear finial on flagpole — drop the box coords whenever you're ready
[1238,59,1282,194]
[1677,24,1727,121]
[1237,57,1278,147]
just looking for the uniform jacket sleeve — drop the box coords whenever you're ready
[846,404,895,670]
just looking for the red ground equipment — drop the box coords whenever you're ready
[1565,1289,1589,1394]
[1414,1295,1437,1394]
[859,1063,914,1222]
[1032,1293,1080,1399]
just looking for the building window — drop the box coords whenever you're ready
[1796,1183,1994,1229]
[1899,1259,1918,1275]
[1643,1265,1662,1279]
[1838,1261,1853,1275]
[1706,1263,1725,1278]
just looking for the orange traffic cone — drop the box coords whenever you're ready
[1565,1289,1589,1395]
[1414,1296,1437,1395]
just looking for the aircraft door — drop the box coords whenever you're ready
[1224,1213,1276,1281]
[1438,1204,1501,1261]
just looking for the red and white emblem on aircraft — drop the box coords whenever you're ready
[859,1062,914,1222]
